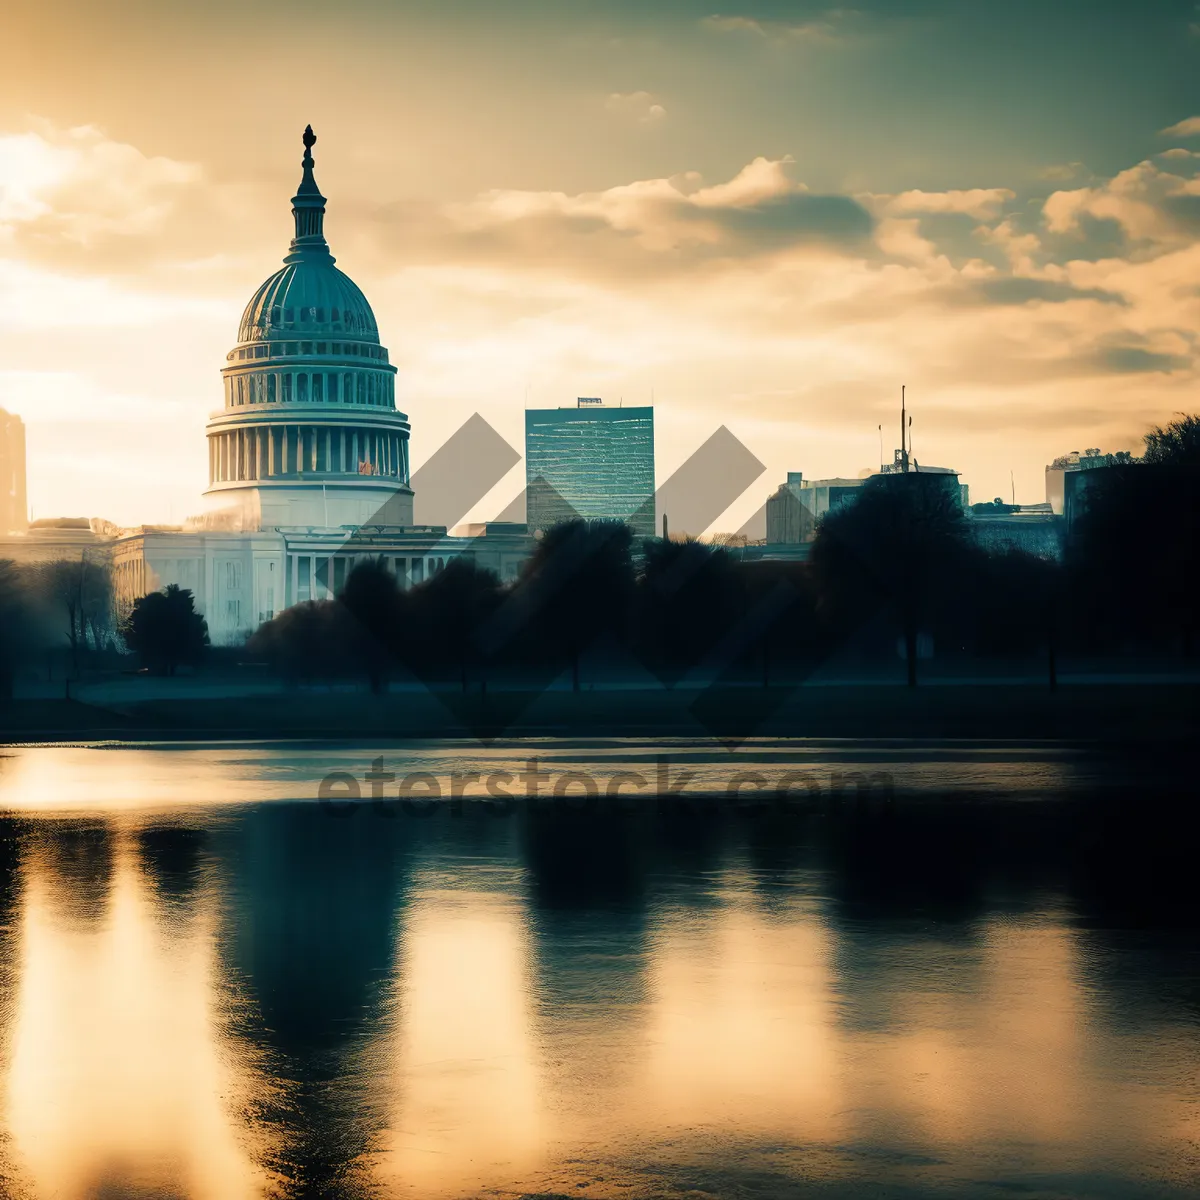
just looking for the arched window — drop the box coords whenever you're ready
[313,373,324,403]
[283,374,293,403]
[297,374,308,402]
[267,374,277,402]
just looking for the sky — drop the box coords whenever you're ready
[2,0,1200,528]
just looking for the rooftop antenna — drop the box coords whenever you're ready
[878,423,883,472]
[900,385,909,474]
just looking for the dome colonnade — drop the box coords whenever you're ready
[204,126,412,528]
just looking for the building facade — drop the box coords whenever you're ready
[101,130,531,644]
[1,408,27,535]
[765,472,869,544]
[525,401,655,537]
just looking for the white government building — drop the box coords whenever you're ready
[4,129,532,645]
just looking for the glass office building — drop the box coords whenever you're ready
[525,402,655,537]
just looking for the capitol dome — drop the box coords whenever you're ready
[237,261,380,345]
[204,127,412,532]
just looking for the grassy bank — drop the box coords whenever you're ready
[2,682,1198,744]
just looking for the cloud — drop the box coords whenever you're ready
[1160,115,1200,137]
[5,117,1200,527]
[1037,162,1088,183]
[701,11,846,42]
[963,277,1127,307]
[1041,159,1200,249]
[886,188,1016,220]
[0,123,199,241]
[1093,345,1192,374]
[406,156,874,277]
[604,91,667,123]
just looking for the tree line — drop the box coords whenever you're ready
[2,414,1197,696]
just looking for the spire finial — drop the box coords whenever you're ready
[287,126,331,262]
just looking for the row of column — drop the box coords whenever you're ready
[287,553,451,605]
[226,369,392,408]
[210,425,409,483]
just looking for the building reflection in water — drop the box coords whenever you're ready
[1,817,267,1199]
[0,748,1196,1199]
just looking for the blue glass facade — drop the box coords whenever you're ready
[525,405,655,537]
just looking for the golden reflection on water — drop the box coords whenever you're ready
[0,745,1196,1198]
[4,832,266,1199]
[381,883,543,1196]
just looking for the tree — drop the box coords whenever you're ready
[635,538,744,684]
[337,558,404,694]
[1069,460,1199,655]
[811,473,972,686]
[0,560,47,700]
[122,584,209,675]
[402,558,502,692]
[512,519,635,691]
[1144,413,1200,466]
[80,560,114,654]
[248,600,353,685]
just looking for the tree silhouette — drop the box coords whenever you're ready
[513,519,635,691]
[122,584,209,675]
[1144,413,1200,466]
[0,560,46,700]
[403,558,501,692]
[811,473,971,686]
[337,558,404,694]
[1070,461,1199,655]
[635,538,744,684]
[36,558,111,674]
[247,600,354,685]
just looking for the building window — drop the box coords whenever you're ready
[283,374,293,403]
[298,557,311,602]
[312,373,324,403]
[298,374,308,402]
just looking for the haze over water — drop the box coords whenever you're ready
[0,742,1196,1199]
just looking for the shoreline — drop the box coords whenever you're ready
[3,681,1197,745]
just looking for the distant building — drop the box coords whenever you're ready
[880,449,970,507]
[1045,448,1138,528]
[525,400,655,537]
[764,456,967,550]
[765,472,865,544]
[1,408,28,535]
[967,501,1062,560]
[0,517,109,566]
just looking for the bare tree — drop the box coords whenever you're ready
[37,556,113,674]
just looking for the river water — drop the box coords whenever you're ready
[0,740,1196,1199]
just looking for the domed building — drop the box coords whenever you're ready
[206,126,412,530]
[104,130,533,645]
